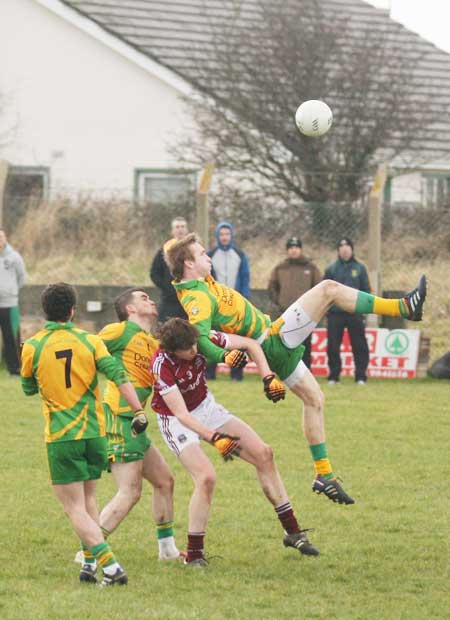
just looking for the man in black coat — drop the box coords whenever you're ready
[324,238,371,385]
[150,217,188,322]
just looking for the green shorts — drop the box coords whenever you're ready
[262,331,305,382]
[46,437,108,485]
[104,404,151,463]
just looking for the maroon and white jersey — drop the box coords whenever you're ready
[151,331,229,416]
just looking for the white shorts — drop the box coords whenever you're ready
[157,392,235,456]
[280,302,317,349]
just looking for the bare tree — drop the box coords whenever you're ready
[172,0,448,238]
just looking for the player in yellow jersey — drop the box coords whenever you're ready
[166,234,427,505]
[21,283,147,586]
[96,288,182,561]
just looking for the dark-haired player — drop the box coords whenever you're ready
[166,234,427,505]
[151,318,319,567]
[21,283,146,586]
[94,288,181,561]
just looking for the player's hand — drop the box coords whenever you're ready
[263,374,286,403]
[131,410,148,437]
[223,349,248,369]
[210,431,241,461]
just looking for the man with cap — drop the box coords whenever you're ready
[268,237,322,368]
[324,238,371,384]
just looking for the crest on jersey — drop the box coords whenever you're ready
[190,307,199,316]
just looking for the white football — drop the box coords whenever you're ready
[295,100,333,137]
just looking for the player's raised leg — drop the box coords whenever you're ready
[218,417,319,556]
[141,445,180,560]
[294,275,427,326]
[178,444,216,567]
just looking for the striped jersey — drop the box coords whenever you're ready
[21,321,128,443]
[151,331,229,415]
[100,321,158,417]
[173,275,271,363]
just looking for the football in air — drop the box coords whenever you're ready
[295,100,333,137]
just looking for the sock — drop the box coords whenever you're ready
[81,541,95,565]
[355,291,407,317]
[275,502,300,535]
[157,521,174,540]
[187,532,205,562]
[90,542,117,570]
[310,443,334,480]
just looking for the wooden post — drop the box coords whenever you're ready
[367,163,387,327]
[196,161,214,247]
[0,160,9,228]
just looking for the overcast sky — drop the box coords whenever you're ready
[365,0,450,54]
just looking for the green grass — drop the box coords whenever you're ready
[1,372,448,620]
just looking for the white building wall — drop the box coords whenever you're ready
[0,0,191,197]
[391,172,422,205]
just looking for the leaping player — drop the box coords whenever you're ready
[165,234,427,506]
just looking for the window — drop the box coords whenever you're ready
[3,166,50,228]
[421,174,450,208]
[134,169,195,205]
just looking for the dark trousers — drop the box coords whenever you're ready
[327,313,369,382]
[301,334,312,370]
[0,307,21,374]
[206,364,243,381]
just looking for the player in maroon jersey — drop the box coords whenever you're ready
[151,318,319,567]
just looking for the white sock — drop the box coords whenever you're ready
[103,561,120,575]
[158,536,179,557]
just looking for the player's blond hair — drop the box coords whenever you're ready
[165,232,198,281]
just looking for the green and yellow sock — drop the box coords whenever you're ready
[310,443,334,480]
[355,291,407,317]
[81,541,95,565]
[157,521,175,540]
[91,542,116,569]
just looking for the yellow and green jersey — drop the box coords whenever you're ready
[100,321,158,417]
[21,321,128,443]
[173,275,271,363]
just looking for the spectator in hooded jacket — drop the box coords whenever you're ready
[0,229,26,375]
[150,217,188,322]
[324,237,371,385]
[207,221,250,380]
[268,237,322,369]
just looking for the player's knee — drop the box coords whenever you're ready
[254,442,274,467]
[153,471,175,496]
[198,471,216,496]
[302,386,325,410]
[321,279,340,302]
[121,484,142,507]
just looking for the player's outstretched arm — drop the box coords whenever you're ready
[226,334,286,403]
[161,387,241,461]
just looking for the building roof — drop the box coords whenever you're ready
[52,0,450,156]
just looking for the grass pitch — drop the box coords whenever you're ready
[1,372,448,620]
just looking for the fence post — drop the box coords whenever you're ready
[0,160,9,228]
[367,164,387,327]
[196,161,214,247]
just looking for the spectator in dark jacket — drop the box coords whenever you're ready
[268,237,322,368]
[324,237,371,385]
[207,221,250,380]
[150,217,188,322]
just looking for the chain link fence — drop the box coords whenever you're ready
[4,179,450,364]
